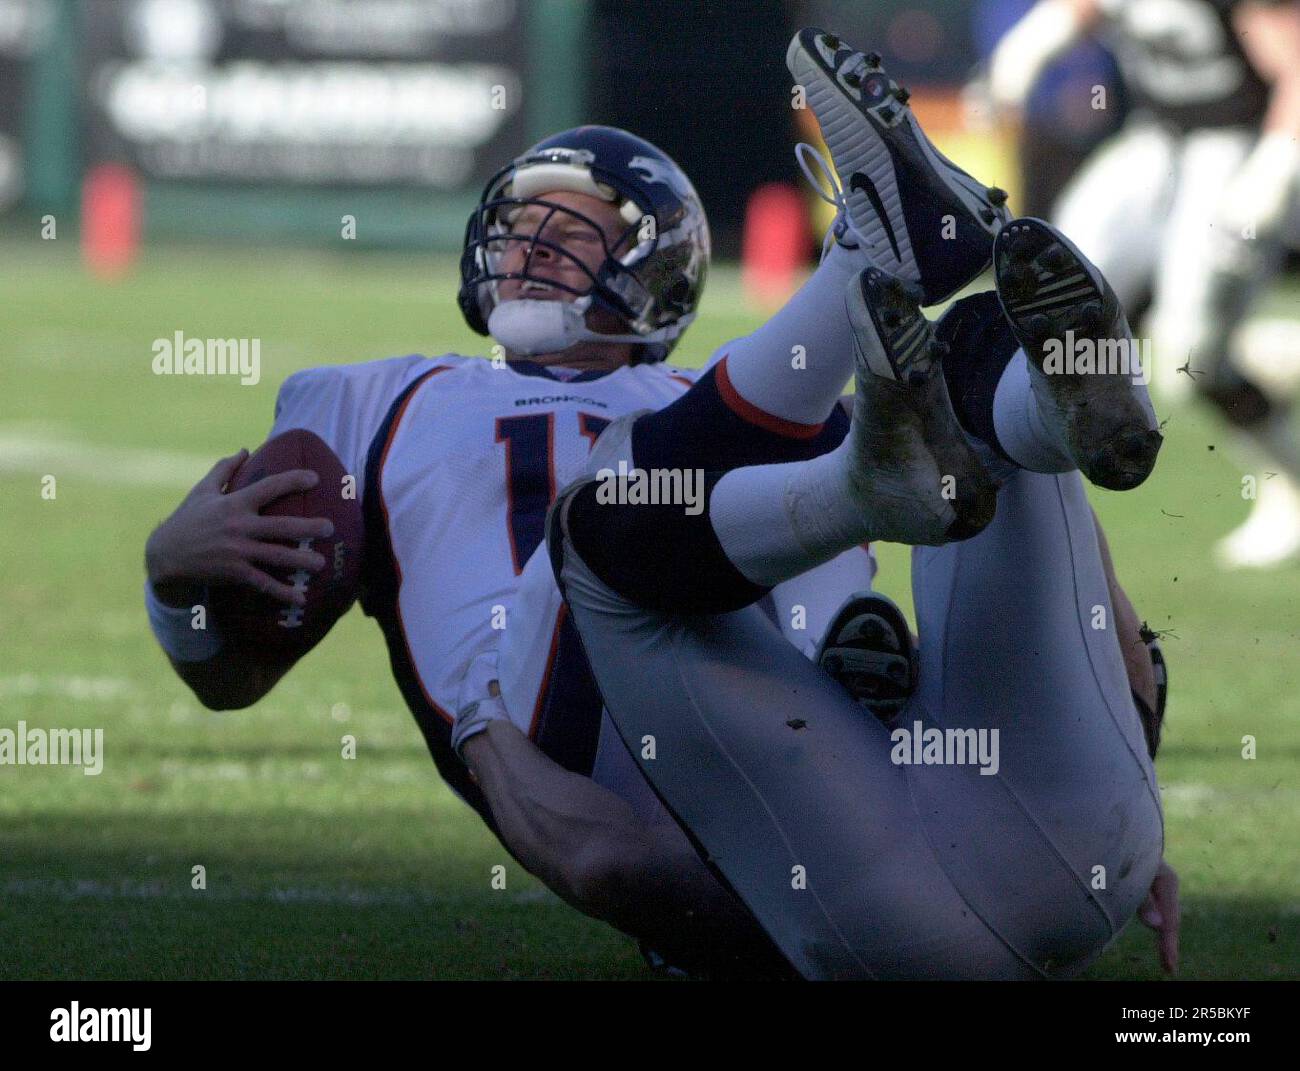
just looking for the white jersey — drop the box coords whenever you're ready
[270,353,705,811]
[271,350,877,820]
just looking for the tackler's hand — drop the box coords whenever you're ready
[1137,859,1181,976]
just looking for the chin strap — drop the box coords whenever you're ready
[487,297,693,358]
[794,141,870,261]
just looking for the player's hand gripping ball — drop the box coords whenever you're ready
[210,429,363,654]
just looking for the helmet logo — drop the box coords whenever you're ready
[628,155,693,201]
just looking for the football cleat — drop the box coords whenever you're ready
[845,266,997,544]
[816,591,918,720]
[787,27,1010,304]
[993,217,1163,491]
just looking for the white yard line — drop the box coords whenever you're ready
[0,423,211,488]
[0,674,134,701]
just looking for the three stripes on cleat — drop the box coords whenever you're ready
[867,271,942,384]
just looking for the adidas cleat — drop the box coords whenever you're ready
[845,267,997,544]
[787,27,1010,305]
[816,591,918,721]
[994,217,1162,491]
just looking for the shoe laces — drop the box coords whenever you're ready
[794,141,871,261]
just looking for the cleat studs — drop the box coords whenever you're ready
[866,51,882,66]
[1040,245,1072,272]
[987,187,1008,206]
[980,208,996,224]
[895,86,911,103]
[1026,313,1052,337]
[1005,228,1035,254]
[843,70,861,87]
[824,33,840,49]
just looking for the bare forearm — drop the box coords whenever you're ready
[1263,74,1300,138]
[463,721,766,955]
[463,720,642,907]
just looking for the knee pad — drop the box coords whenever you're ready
[547,472,770,615]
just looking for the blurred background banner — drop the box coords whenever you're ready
[81,0,528,190]
[5,0,1128,255]
[7,0,1045,255]
[4,0,588,246]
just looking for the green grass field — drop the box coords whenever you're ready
[1,240,1296,980]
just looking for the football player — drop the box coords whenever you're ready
[142,118,915,976]
[981,0,1300,567]
[458,30,1175,978]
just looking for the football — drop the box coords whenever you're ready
[210,428,364,655]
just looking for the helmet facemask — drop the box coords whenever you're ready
[459,134,708,362]
[473,193,658,347]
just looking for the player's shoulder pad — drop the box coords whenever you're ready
[273,353,468,417]
[271,354,469,500]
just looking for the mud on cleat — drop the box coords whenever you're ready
[846,267,998,543]
[993,217,1163,491]
[787,26,1010,305]
[816,591,918,721]
[854,271,939,384]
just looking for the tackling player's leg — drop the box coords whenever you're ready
[554,262,998,619]
[546,367,1163,981]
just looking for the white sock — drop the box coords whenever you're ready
[991,351,1074,473]
[721,239,864,426]
[708,443,866,586]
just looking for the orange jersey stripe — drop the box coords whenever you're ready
[715,355,826,440]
